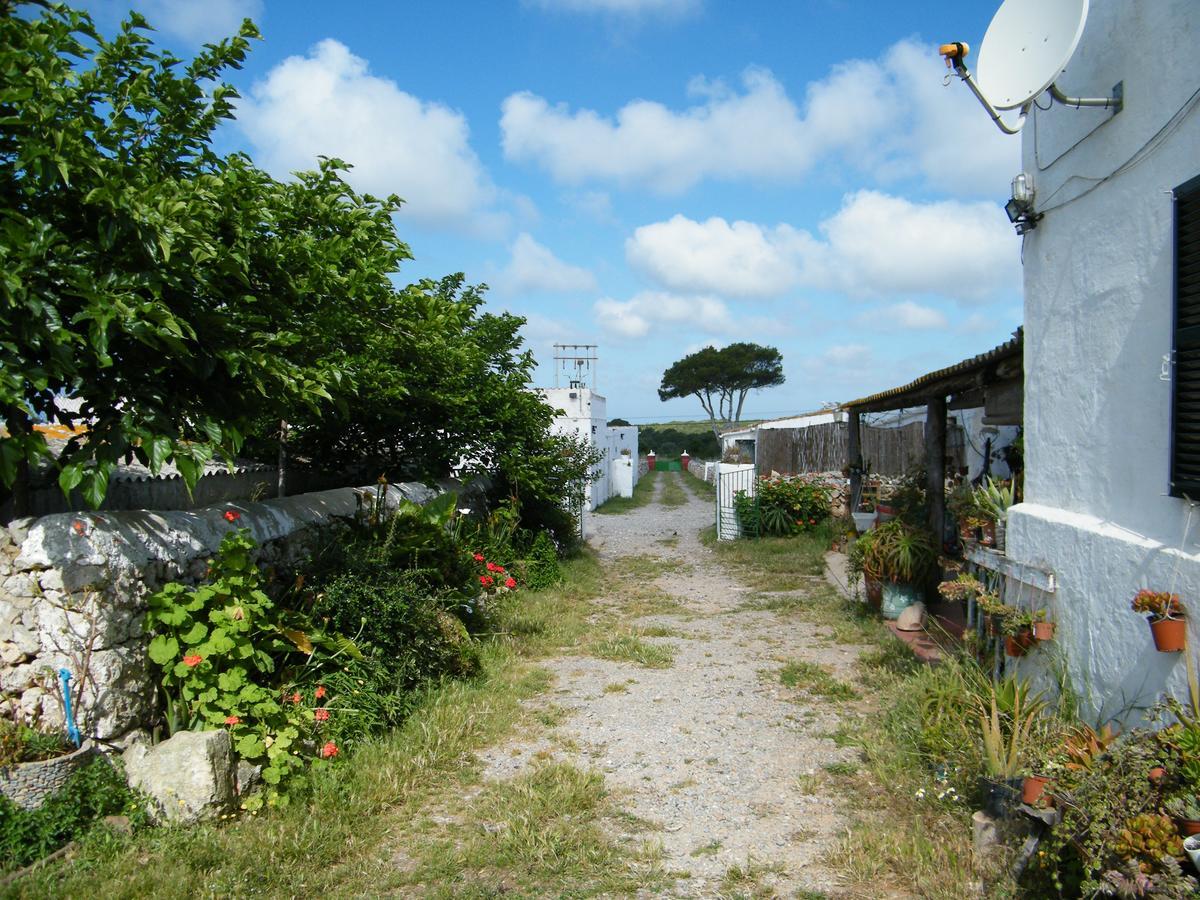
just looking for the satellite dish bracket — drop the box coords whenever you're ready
[944,53,1121,136]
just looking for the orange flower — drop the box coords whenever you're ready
[314,708,330,722]
[183,654,203,667]
[224,715,241,725]
[290,692,302,704]
[314,685,326,699]
[320,741,339,759]
[71,519,86,535]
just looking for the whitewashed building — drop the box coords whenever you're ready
[1000,0,1200,723]
[539,387,638,512]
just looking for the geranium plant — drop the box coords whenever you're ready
[145,524,359,807]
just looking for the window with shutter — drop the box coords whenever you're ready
[1172,174,1200,498]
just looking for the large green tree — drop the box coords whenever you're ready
[0,3,411,512]
[658,343,785,440]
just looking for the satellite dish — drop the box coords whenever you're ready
[976,0,1089,110]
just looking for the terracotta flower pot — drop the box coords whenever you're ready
[1005,630,1035,657]
[1176,817,1200,837]
[1149,616,1187,652]
[980,521,996,547]
[1022,775,1051,807]
[1032,621,1056,641]
[1148,766,1167,785]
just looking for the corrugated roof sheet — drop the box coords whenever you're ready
[841,328,1023,412]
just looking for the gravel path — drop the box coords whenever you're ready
[483,473,869,898]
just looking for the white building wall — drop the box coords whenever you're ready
[1005,0,1200,724]
[540,388,638,511]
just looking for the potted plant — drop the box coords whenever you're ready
[1002,608,1037,657]
[977,676,1045,818]
[1131,589,1187,652]
[1032,611,1056,641]
[848,529,883,611]
[851,497,876,533]
[973,478,1015,551]
[947,481,981,546]
[1165,795,1200,837]
[865,520,937,620]
[0,716,92,811]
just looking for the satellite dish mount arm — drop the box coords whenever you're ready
[941,44,1032,135]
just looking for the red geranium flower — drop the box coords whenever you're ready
[480,575,495,588]
[314,708,330,722]
[486,562,504,573]
[504,577,517,589]
[183,653,203,667]
[473,553,485,562]
[224,715,241,725]
[314,685,326,699]
[320,741,339,759]
[223,509,241,523]
[290,692,302,704]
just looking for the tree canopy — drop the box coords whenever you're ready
[0,2,590,541]
[658,343,785,439]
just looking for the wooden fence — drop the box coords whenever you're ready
[754,421,965,477]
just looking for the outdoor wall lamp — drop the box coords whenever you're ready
[1005,172,1042,235]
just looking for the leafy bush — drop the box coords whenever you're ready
[523,531,561,592]
[312,572,480,682]
[145,525,358,807]
[734,475,833,538]
[0,756,146,873]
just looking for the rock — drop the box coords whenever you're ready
[236,759,262,796]
[102,814,133,835]
[7,517,34,546]
[123,729,236,824]
[895,601,927,632]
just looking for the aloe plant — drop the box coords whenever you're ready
[973,477,1015,522]
[978,676,1046,778]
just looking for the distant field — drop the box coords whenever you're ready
[627,419,763,434]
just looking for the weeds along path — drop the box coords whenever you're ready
[482,472,877,898]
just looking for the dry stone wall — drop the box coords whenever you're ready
[0,481,450,742]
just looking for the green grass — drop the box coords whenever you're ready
[683,470,716,501]
[591,633,675,669]
[701,525,832,592]
[777,660,859,701]
[594,469,658,515]
[658,472,688,507]
[9,549,672,899]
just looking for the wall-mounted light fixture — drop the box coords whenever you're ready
[1004,172,1043,235]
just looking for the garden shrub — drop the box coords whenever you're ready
[312,571,481,683]
[523,531,561,592]
[145,525,358,808]
[734,475,833,537]
[0,755,146,873]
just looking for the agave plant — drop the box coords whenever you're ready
[977,675,1046,779]
[865,520,937,584]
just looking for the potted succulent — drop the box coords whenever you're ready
[947,481,981,546]
[1002,608,1037,657]
[865,520,937,620]
[848,529,883,611]
[977,676,1044,818]
[1131,589,1187,652]
[973,478,1015,551]
[1165,795,1200,837]
[1032,611,1056,641]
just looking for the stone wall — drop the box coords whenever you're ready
[0,481,451,742]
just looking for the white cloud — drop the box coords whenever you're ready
[625,193,1017,304]
[525,0,699,14]
[797,191,1017,302]
[495,234,597,295]
[626,215,804,298]
[855,301,949,331]
[105,0,262,46]
[499,39,1016,197]
[594,291,732,338]
[238,39,500,232]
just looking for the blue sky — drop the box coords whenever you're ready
[84,0,1024,423]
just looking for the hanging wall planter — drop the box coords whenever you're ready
[1005,630,1035,657]
[1131,590,1187,653]
[1149,617,1187,652]
[1032,620,1056,641]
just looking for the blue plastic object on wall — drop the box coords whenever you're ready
[58,668,81,747]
